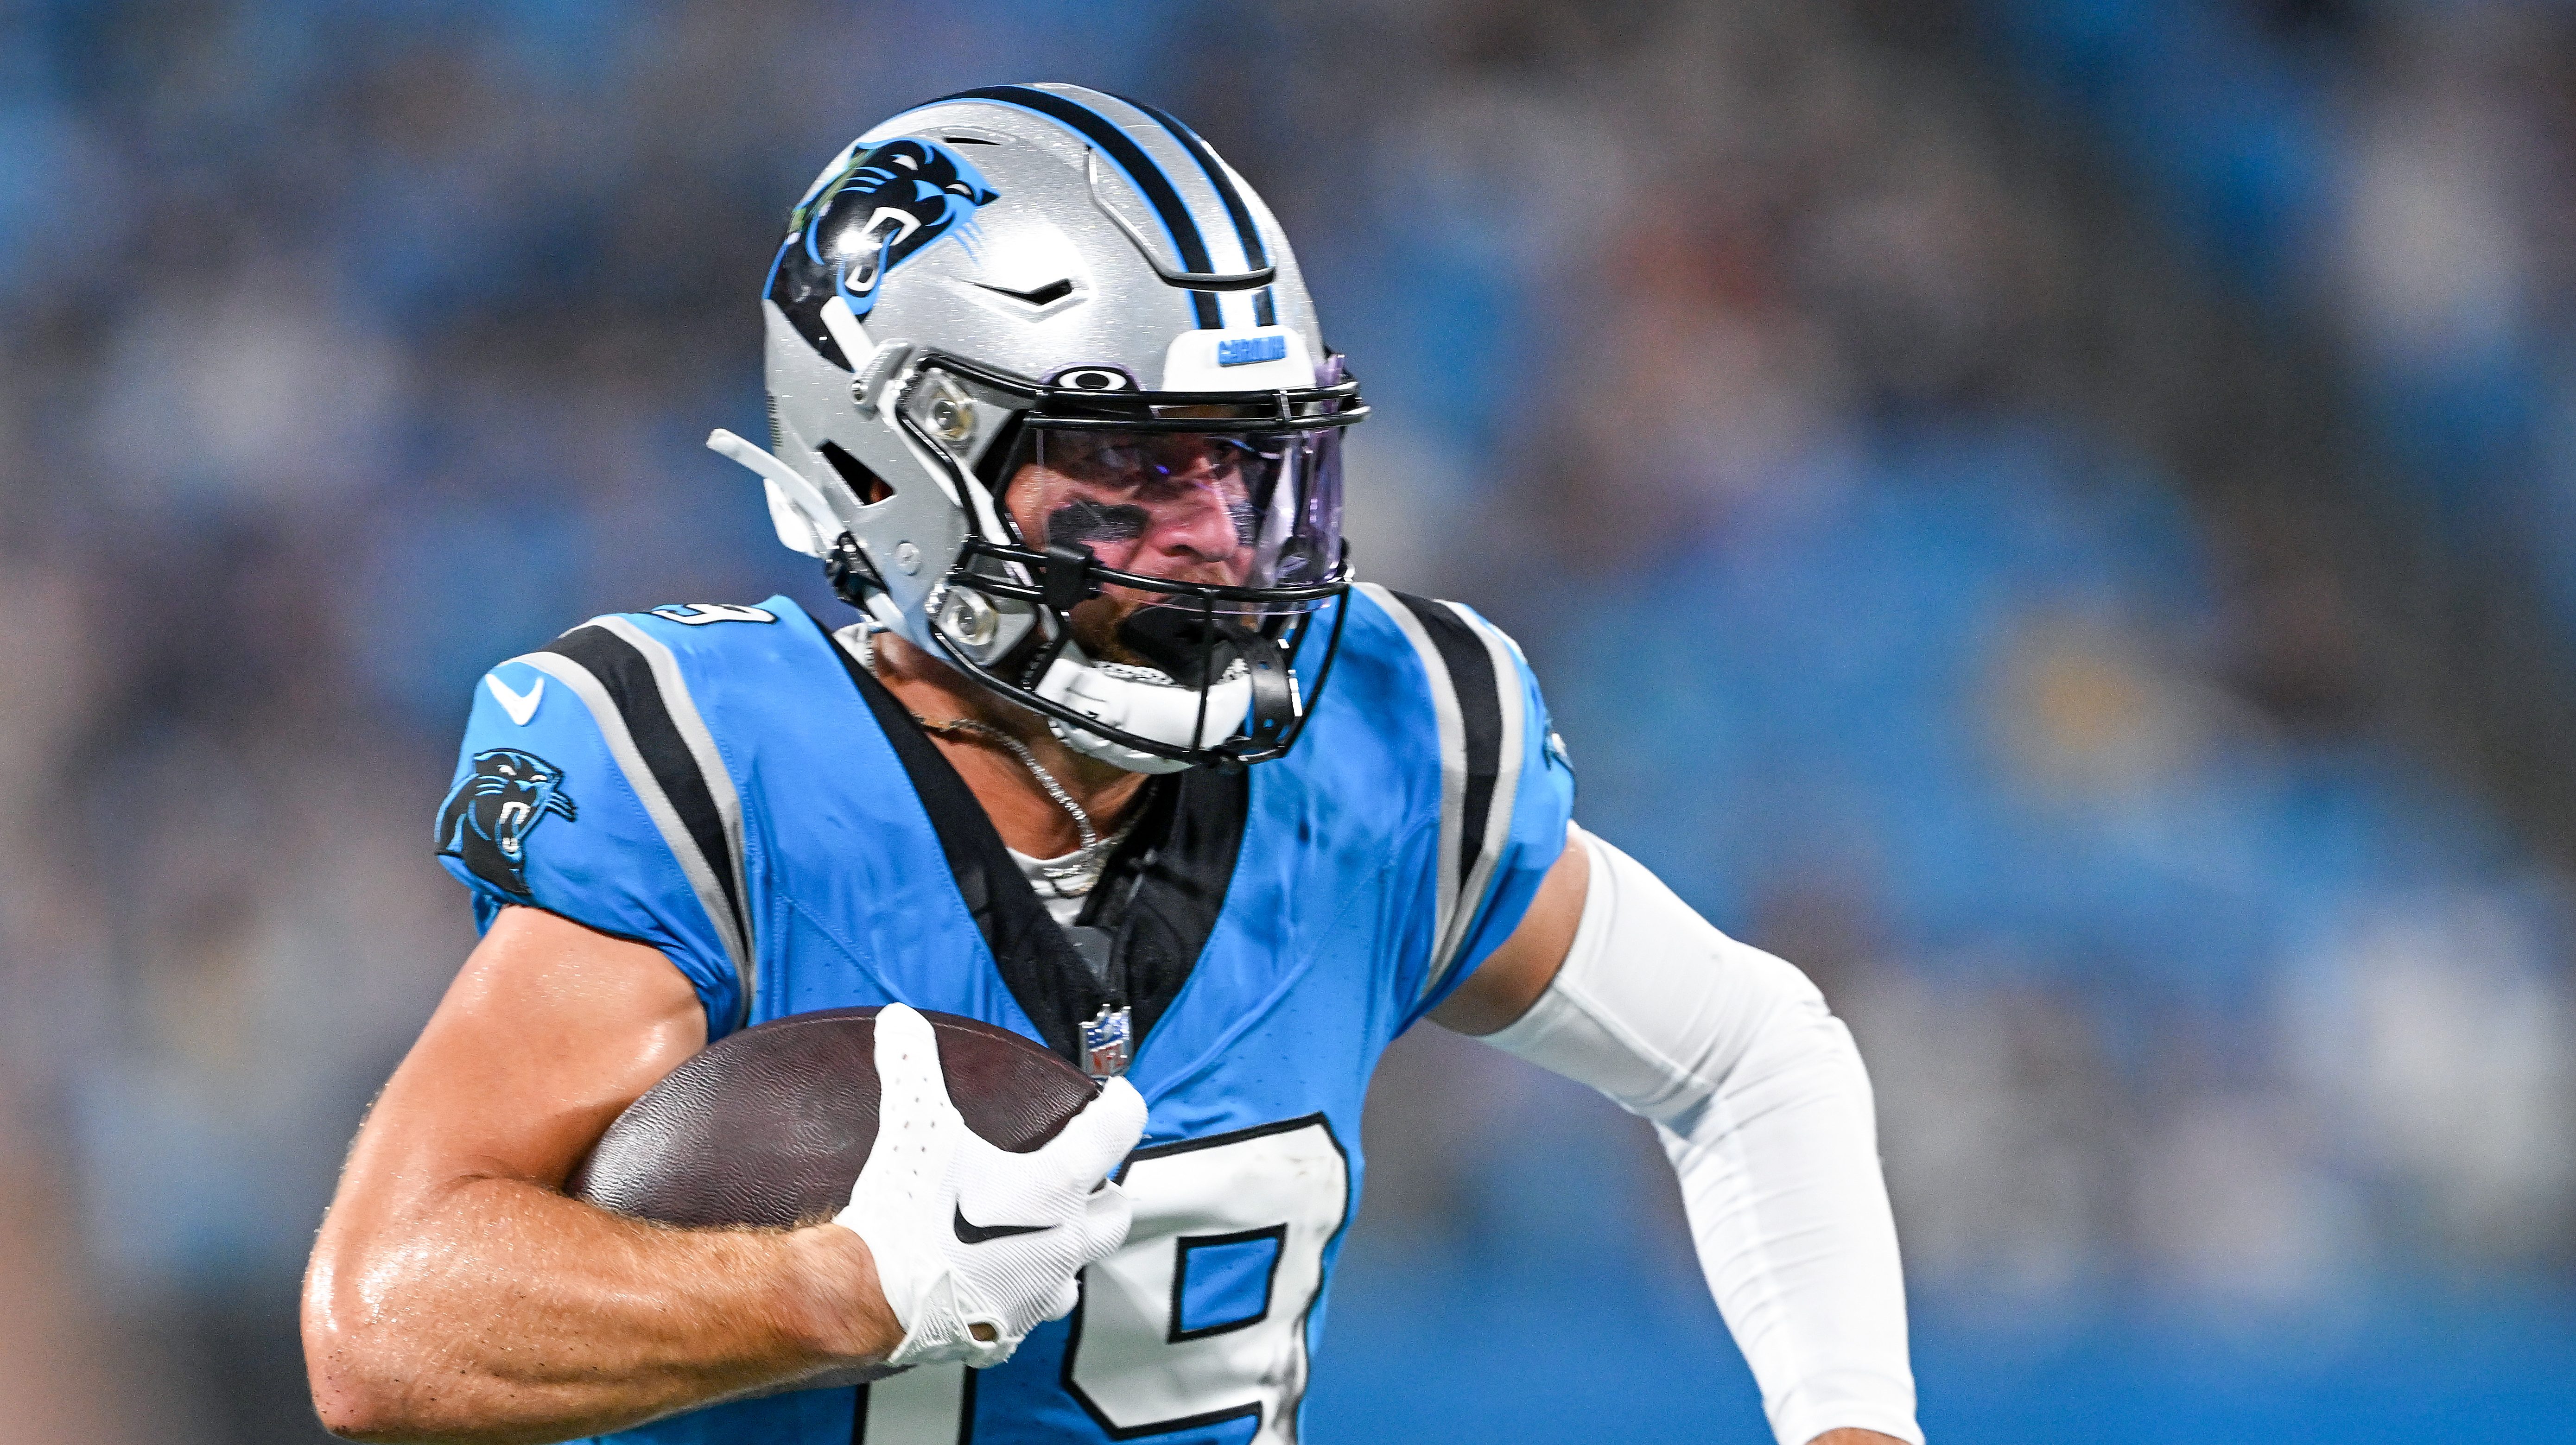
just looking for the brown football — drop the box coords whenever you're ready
[569,1006,1098,1230]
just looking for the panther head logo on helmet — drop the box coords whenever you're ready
[437,748,579,896]
[766,137,1001,365]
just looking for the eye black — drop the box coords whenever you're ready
[1048,500,1150,546]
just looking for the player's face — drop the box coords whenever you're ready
[1002,430,1267,658]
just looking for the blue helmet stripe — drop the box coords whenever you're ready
[934,85,1222,330]
[1118,95,1280,330]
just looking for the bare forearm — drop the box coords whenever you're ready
[305,1175,895,1444]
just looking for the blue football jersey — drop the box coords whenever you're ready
[435,584,1574,1445]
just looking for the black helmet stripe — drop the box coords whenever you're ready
[938,84,1222,330]
[1119,95,1279,328]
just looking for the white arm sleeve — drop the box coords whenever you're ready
[1480,828,1922,1445]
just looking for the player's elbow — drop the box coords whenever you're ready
[302,1252,440,1442]
[305,1323,518,1445]
[308,1370,405,1443]
[1682,986,1874,1138]
[303,1312,407,1441]
[305,1344,410,1442]
[305,1340,479,1444]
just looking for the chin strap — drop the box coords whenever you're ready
[824,533,883,609]
[1044,542,1099,617]
[1225,624,1296,754]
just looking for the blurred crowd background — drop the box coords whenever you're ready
[6,0,2576,1440]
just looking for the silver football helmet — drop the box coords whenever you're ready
[709,83,1364,772]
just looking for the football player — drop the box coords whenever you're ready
[304,85,1922,1445]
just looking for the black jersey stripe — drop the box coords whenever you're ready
[1354,585,1470,967]
[1385,589,1505,903]
[591,615,755,952]
[545,625,749,955]
[1361,584,1534,995]
[938,85,1223,329]
[1438,604,1530,982]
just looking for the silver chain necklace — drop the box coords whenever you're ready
[912,715,1129,896]
[853,625,1131,894]
[859,626,1137,1078]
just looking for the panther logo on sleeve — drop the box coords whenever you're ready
[436,748,578,896]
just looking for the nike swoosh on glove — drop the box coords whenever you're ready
[836,1003,1147,1369]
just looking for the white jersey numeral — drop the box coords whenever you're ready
[1067,1115,1351,1443]
[854,1361,968,1444]
[648,603,778,625]
[855,1115,1350,1444]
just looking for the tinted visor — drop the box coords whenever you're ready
[998,424,1346,620]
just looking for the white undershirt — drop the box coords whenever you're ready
[1008,847,1094,928]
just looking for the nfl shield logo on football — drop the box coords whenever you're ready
[1082,1004,1132,1080]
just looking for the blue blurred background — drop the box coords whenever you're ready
[5,1,2576,1440]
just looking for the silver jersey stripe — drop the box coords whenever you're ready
[591,613,754,982]
[1424,602,1530,995]
[1356,583,1470,993]
[513,650,754,1008]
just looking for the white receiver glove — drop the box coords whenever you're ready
[836,1003,1147,1369]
